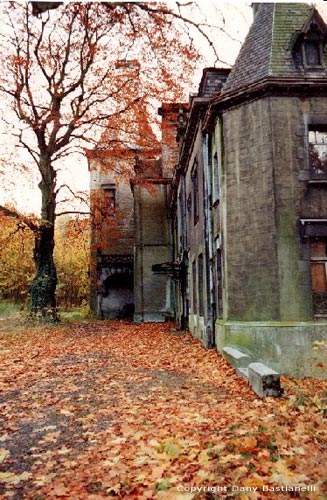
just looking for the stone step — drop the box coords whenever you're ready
[248,362,284,398]
[222,346,251,368]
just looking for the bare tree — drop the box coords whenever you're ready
[0,1,240,319]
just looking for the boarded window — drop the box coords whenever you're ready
[304,40,322,66]
[191,164,199,225]
[102,184,116,215]
[212,152,220,203]
[198,254,204,316]
[192,260,197,314]
[216,247,223,319]
[310,240,327,316]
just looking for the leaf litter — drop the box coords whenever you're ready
[0,320,326,499]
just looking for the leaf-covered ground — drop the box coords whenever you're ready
[0,320,326,499]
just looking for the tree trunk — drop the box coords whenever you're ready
[29,157,58,321]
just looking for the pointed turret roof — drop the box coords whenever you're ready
[224,3,327,94]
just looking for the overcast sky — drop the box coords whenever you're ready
[0,1,256,216]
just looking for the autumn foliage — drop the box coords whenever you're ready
[0,214,35,303]
[0,1,199,316]
[0,215,89,309]
[0,321,326,499]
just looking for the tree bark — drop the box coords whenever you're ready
[29,156,58,320]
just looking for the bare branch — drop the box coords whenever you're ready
[56,210,90,217]
[0,205,39,232]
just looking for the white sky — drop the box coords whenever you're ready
[1,1,326,216]
[0,1,253,215]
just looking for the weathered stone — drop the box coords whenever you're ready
[236,367,249,380]
[248,362,284,398]
[222,346,250,368]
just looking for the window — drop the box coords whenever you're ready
[215,238,223,319]
[102,183,116,215]
[192,260,197,314]
[178,189,187,251]
[212,152,220,203]
[303,39,322,67]
[310,239,327,316]
[198,254,204,316]
[187,193,192,213]
[308,128,327,180]
[191,163,199,225]
[292,9,327,70]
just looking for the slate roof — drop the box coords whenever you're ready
[224,3,327,94]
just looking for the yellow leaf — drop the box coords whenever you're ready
[60,409,74,417]
[0,448,10,463]
[0,471,32,484]
[198,450,210,464]
[243,475,264,489]
[162,440,180,459]
[84,413,96,420]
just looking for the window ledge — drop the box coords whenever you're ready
[308,179,327,185]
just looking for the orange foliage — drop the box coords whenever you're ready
[54,218,90,309]
[0,214,35,302]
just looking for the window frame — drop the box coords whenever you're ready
[308,125,327,181]
[302,36,324,69]
[101,183,116,215]
[191,161,199,226]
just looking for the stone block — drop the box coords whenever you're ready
[248,362,284,398]
[223,346,250,368]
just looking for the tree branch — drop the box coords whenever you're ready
[0,205,39,232]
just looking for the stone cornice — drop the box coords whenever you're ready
[203,77,327,132]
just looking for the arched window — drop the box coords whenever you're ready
[303,37,322,67]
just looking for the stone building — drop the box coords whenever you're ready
[172,3,327,376]
[132,104,185,322]
[89,104,184,321]
[170,68,230,345]
[88,147,135,319]
[90,3,327,377]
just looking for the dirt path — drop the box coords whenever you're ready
[0,321,326,499]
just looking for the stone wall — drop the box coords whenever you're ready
[220,95,327,322]
[182,132,211,345]
[216,320,327,378]
[222,98,280,321]
[133,182,173,322]
[215,94,327,377]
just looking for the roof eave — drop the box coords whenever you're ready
[203,76,327,131]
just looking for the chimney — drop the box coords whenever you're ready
[198,68,231,97]
[158,103,188,178]
[251,3,262,18]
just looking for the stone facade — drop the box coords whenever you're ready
[171,4,327,377]
[89,105,184,322]
[89,4,327,378]
[88,150,135,319]
[132,104,184,322]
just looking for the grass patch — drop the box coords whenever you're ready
[58,305,97,323]
[0,302,22,318]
